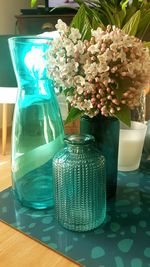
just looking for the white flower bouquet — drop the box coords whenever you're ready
[46,19,150,126]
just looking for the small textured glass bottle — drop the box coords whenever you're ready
[9,36,64,209]
[53,134,106,232]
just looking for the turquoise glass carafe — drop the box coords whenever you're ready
[9,36,64,209]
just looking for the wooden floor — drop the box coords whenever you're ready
[0,134,79,267]
[0,134,12,191]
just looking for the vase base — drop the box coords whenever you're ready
[118,166,139,172]
[13,189,54,210]
[58,215,106,232]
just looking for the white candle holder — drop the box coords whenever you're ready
[118,121,147,171]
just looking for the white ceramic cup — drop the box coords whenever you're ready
[118,121,147,171]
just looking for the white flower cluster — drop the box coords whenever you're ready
[46,19,150,118]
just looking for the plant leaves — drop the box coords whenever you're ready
[102,4,116,25]
[120,0,130,14]
[65,107,84,125]
[92,16,101,30]
[122,10,141,36]
[86,8,105,30]
[111,76,132,101]
[71,4,86,30]
[136,11,150,39]
[117,9,126,27]
[116,0,130,27]
[81,15,92,40]
[63,87,74,97]
[31,0,37,8]
[71,4,92,40]
[114,105,131,126]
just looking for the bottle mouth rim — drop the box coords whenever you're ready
[64,134,95,145]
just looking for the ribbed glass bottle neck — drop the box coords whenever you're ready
[64,134,95,154]
[66,143,93,154]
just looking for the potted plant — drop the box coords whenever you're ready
[30,0,150,198]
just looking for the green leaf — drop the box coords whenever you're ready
[117,0,130,27]
[102,4,116,25]
[115,105,131,126]
[120,0,130,13]
[71,4,87,30]
[136,11,150,39]
[122,10,141,36]
[117,9,126,27]
[64,87,74,96]
[87,8,105,30]
[112,76,132,101]
[31,0,37,8]
[71,4,92,40]
[81,15,92,40]
[123,5,137,26]
[92,16,101,30]
[65,107,83,125]
[114,12,122,28]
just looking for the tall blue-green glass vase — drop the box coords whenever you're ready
[9,36,64,209]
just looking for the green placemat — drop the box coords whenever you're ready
[0,171,150,267]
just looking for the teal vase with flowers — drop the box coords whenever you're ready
[45,12,150,197]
